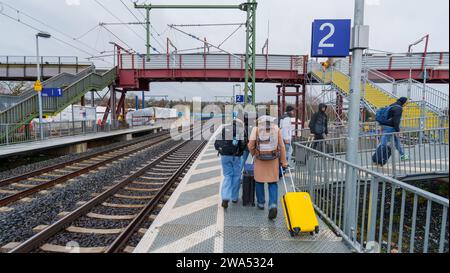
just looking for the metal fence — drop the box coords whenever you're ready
[295,128,449,179]
[119,53,308,74]
[294,137,449,253]
[0,56,92,80]
[0,120,125,146]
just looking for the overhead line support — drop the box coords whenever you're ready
[134,1,258,105]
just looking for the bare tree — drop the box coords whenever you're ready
[0,81,33,95]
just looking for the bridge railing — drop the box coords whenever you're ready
[0,67,115,125]
[294,135,449,253]
[119,53,308,74]
[295,127,449,179]
[0,56,92,79]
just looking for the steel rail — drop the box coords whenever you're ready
[105,139,207,253]
[9,138,199,253]
[0,133,173,207]
[0,130,168,187]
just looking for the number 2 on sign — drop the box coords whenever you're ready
[319,23,335,48]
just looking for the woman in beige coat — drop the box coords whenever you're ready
[248,116,287,220]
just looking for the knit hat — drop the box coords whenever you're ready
[397,97,408,106]
[286,106,295,112]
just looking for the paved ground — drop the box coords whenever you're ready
[134,130,351,253]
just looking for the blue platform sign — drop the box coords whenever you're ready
[41,88,63,97]
[236,95,244,104]
[311,19,351,57]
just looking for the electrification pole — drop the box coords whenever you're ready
[134,1,258,105]
[343,0,369,239]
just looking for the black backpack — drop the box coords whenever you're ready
[214,125,244,156]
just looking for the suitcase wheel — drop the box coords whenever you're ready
[293,228,301,235]
[315,226,320,234]
[310,232,314,236]
[289,231,295,237]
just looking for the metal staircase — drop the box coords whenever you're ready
[0,67,116,126]
[310,61,449,130]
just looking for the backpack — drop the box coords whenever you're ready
[375,105,393,125]
[255,124,280,161]
[376,104,402,125]
[214,124,243,156]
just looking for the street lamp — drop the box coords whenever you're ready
[407,34,429,97]
[36,31,51,140]
[407,34,429,140]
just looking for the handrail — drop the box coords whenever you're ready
[294,141,449,206]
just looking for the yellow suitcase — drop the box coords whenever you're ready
[281,168,319,237]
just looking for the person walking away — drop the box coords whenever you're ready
[240,112,252,171]
[248,116,287,220]
[215,119,246,209]
[309,103,329,151]
[376,97,409,161]
[280,106,295,168]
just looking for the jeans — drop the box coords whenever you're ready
[380,126,405,156]
[220,155,242,202]
[312,133,325,151]
[255,182,278,209]
[240,149,251,172]
[285,143,292,166]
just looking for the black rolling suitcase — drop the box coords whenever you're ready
[242,156,255,207]
[372,144,392,166]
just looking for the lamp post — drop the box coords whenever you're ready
[408,35,429,139]
[36,31,51,140]
[407,34,429,99]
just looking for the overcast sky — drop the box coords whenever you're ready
[1,0,448,102]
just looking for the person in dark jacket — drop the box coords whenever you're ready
[309,103,328,151]
[215,119,247,208]
[380,97,409,161]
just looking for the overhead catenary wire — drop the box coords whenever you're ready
[0,1,104,57]
[105,0,164,53]
[0,8,113,65]
[168,25,242,60]
[100,25,135,53]
[170,23,245,27]
[218,24,244,48]
[94,0,146,49]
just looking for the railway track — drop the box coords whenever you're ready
[9,138,207,253]
[0,131,174,207]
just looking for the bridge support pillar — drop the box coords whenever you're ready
[276,84,305,137]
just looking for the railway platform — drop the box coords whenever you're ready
[134,130,351,253]
[0,125,162,159]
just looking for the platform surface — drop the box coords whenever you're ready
[134,131,351,253]
[0,125,162,158]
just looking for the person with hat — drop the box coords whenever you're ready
[379,97,410,161]
[248,115,288,220]
[280,106,295,167]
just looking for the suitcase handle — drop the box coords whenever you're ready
[281,166,296,193]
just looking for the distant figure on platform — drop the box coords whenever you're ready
[280,106,295,167]
[309,103,329,151]
[215,119,246,209]
[248,115,287,220]
[376,97,409,161]
[240,112,252,172]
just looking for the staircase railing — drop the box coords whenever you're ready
[0,67,116,125]
[395,79,449,114]
[0,66,95,111]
